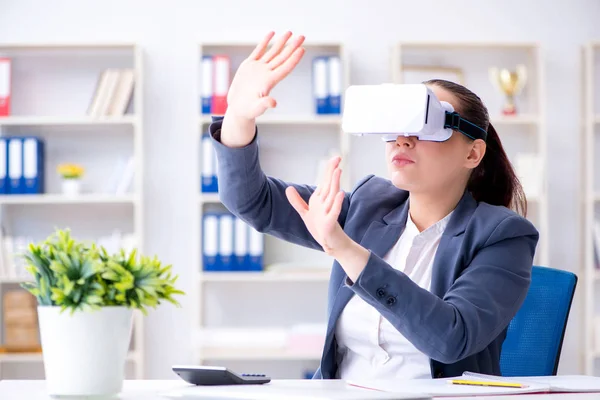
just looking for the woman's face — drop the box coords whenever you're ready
[385,85,484,194]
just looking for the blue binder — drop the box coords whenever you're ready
[201,133,218,193]
[327,56,342,114]
[0,137,7,194]
[202,212,219,271]
[22,136,44,194]
[7,137,23,194]
[312,56,329,114]
[201,55,213,114]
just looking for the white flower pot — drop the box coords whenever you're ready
[37,306,133,397]
[61,179,81,196]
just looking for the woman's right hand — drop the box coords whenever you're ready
[221,31,306,148]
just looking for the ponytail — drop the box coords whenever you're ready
[467,123,527,217]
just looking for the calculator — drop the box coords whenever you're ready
[172,365,271,385]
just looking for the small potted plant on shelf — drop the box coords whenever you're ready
[57,163,84,196]
[20,228,185,397]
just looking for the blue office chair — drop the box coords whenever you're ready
[500,265,577,377]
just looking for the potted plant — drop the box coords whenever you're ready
[20,228,184,397]
[57,163,84,196]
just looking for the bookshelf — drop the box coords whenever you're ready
[388,41,549,267]
[0,43,144,380]
[583,41,600,375]
[194,40,349,378]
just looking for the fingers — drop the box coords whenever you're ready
[261,31,292,63]
[249,31,275,60]
[267,35,305,70]
[329,191,345,220]
[254,96,277,116]
[286,186,308,218]
[324,167,342,213]
[269,47,305,87]
[317,156,341,199]
[261,96,277,108]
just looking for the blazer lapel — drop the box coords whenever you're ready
[324,199,410,339]
[430,191,478,297]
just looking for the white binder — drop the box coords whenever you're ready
[234,217,248,271]
[218,213,234,271]
[202,213,218,271]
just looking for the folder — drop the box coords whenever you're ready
[327,56,342,114]
[201,133,218,193]
[347,373,600,396]
[7,137,23,194]
[233,217,248,271]
[248,225,264,271]
[0,58,11,117]
[22,137,44,194]
[202,213,219,271]
[0,137,8,194]
[218,213,234,271]
[312,56,329,114]
[201,55,213,114]
[211,55,230,115]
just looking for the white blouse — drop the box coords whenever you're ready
[335,210,454,380]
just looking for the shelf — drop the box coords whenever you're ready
[0,352,44,363]
[396,41,539,49]
[199,270,331,283]
[200,114,535,127]
[0,115,138,127]
[490,114,539,125]
[0,194,138,205]
[199,193,220,204]
[199,41,343,49]
[0,350,138,363]
[0,43,138,51]
[0,277,32,284]
[199,114,342,126]
[198,347,321,361]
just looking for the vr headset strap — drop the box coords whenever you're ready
[444,112,487,141]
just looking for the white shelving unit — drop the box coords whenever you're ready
[194,41,349,379]
[582,41,600,376]
[0,43,145,380]
[389,41,548,267]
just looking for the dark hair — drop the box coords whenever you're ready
[423,79,527,217]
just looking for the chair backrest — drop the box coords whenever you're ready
[500,265,577,377]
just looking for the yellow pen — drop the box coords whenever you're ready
[448,379,527,388]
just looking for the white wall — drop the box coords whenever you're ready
[1,0,599,379]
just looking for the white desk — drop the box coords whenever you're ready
[1,379,599,400]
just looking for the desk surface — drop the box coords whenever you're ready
[1,379,599,400]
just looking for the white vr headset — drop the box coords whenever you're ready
[341,83,487,142]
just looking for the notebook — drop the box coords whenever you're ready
[347,372,600,397]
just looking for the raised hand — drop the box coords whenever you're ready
[226,31,306,121]
[285,156,349,256]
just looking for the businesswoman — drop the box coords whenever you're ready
[208,32,539,380]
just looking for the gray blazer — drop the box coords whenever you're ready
[208,116,539,379]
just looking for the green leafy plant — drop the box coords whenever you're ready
[20,228,184,314]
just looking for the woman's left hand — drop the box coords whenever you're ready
[285,156,350,255]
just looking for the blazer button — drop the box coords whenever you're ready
[387,296,396,306]
[376,288,386,298]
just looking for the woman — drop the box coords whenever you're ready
[208,31,539,380]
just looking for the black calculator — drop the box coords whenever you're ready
[172,365,271,385]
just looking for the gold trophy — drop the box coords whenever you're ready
[489,64,527,115]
